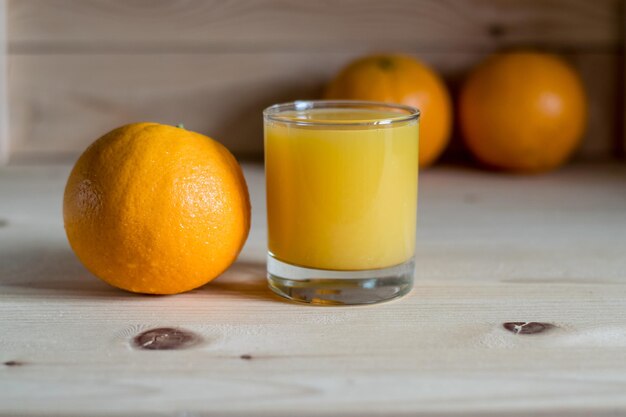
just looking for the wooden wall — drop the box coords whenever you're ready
[3,0,624,163]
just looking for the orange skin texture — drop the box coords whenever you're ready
[459,52,587,173]
[63,123,251,295]
[325,54,452,167]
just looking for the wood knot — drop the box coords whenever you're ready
[240,354,253,360]
[133,327,201,350]
[503,322,554,335]
[3,360,24,367]
[488,23,506,39]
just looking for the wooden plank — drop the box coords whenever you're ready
[7,52,346,161]
[1,162,626,416]
[0,0,7,164]
[7,0,622,52]
[623,2,626,160]
[569,52,622,158]
[7,51,620,163]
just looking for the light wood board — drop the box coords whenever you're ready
[1,162,626,416]
[0,0,7,164]
[7,0,621,51]
[3,0,625,163]
[7,51,622,163]
[623,2,626,160]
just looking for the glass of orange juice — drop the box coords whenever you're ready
[263,100,419,305]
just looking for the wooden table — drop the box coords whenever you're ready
[1,162,626,417]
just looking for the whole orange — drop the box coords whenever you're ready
[324,54,452,167]
[459,52,587,172]
[63,123,251,295]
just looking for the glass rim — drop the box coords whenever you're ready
[263,100,420,127]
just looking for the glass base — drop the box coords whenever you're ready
[267,255,415,305]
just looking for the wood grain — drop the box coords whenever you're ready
[7,0,622,51]
[3,0,625,162]
[1,163,626,416]
[623,2,626,160]
[7,51,620,163]
[0,0,8,164]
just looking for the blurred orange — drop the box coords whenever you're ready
[459,52,587,173]
[325,54,452,168]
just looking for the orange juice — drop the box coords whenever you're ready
[265,107,418,271]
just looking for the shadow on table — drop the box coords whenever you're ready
[201,260,287,303]
[0,243,124,298]
[0,242,280,302]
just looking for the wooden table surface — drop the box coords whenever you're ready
[1,162,626,417]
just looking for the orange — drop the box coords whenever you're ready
[459,51,587,172]
[63,123,251,294]
[324,54,452,167]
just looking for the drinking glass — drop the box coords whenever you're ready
[264,100,419,305]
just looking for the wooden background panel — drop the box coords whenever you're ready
[7,0,622,51]
[8,51,620,162]
[8,52,351,160]
[0,0,7,164]
[623,4,626,160]
[4,0,624,162]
